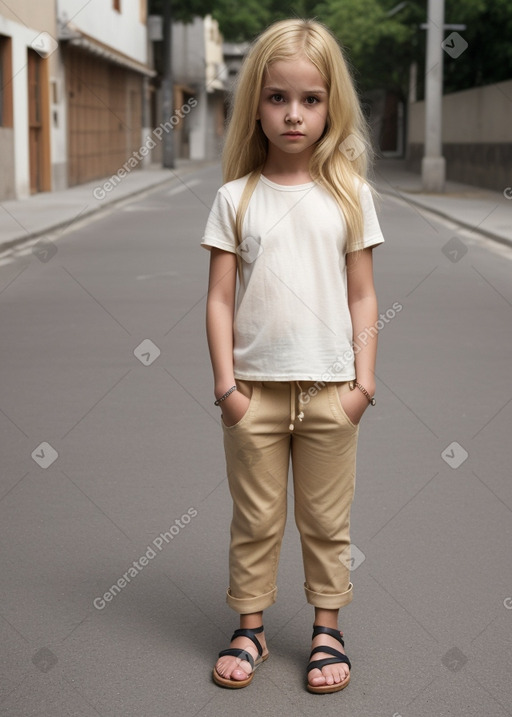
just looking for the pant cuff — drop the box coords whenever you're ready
[304,581,353,609]
[226,586,277,614]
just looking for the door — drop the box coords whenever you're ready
[27,48,50,193]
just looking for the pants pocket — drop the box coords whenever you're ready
[221,379,255,429]
[330,382,358,429]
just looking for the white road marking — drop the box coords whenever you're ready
[166,178,200,196]
[136,270,178,280]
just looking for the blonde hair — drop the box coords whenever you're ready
[222,18,373,255]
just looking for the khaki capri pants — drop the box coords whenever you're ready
[221,378,359,614]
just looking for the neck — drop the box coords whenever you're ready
[262,146,313,184]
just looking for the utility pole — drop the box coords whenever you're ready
[162,0,174,168]
[422,0,445,192]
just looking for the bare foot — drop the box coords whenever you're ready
[214,629,268,682]
[308,629,350,688]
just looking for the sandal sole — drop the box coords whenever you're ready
[307,674,350,694]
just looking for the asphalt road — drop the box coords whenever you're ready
[1,163,511,717]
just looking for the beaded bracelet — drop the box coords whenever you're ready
[214,385,237,406]
[351,381,376,406]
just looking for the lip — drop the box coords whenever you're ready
[282,132,304,137]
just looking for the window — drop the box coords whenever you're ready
[0,35,13,127]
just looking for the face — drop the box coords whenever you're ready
[256,56,329,161]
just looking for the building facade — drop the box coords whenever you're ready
[0,1,56,199]
[0,4,229,201]
[171,15,227,161]
[57,0,154,187]
[0,1,154,201]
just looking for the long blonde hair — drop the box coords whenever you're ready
[222,18,373,254]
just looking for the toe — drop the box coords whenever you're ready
[231,658,252,680]
[215,657,228,677]
[333,665,349,684]
[308,668,326,686]
[216,656,252,682]
[323,668,335,686]
[231,667,249,681]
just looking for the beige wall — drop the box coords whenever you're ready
[408,80,512,144]
[407,80,512,191]
[0,1,55,32]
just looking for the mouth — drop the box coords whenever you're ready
[282,132,304,137]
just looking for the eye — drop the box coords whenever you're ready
[270,93,285,103]
[305,96,320,105]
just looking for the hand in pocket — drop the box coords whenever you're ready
[221,390,251,427]
[338,386,368,426]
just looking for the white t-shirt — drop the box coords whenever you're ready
[201,173,384,381]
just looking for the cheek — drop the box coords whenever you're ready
[309,107,326,128]
[259,106,279,126]
[317,107,329,129]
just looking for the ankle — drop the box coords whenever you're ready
[314,608,339,630]
[239,611,264,631]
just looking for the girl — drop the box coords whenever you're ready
[201,18,384,694]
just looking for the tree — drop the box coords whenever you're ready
[148,0,214,23]
[443,0,512,93]
[148,0,512,95]
[314,0,424,95]
[210,0,273,43]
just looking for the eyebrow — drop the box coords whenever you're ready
[263,86,327,94]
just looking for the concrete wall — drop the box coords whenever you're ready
[172,17,205,86]
[0,129,15,198]
[407,80,512,191]
[0,1,55,30]
[50,49,68,191]
[171,15,226,161]
[57,0,147,64]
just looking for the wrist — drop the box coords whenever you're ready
[214,378,236,397]
[214,384,237,406]
[351,380,376,406]
[353,375,375,397]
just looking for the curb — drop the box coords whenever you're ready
[0,160,220,255]
[379,186,512,250]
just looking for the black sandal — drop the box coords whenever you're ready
[212,625,269,689]
[306,625,351,694]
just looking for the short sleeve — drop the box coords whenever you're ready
[200,187,237,254]
[352,182,385,252]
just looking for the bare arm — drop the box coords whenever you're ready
[340,247,379,423]
[206,247,237,396]
[205,247,250,424]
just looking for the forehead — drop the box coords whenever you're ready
[262,57,327,90]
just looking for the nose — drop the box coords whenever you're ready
[285,102,302,124]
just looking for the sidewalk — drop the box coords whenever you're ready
[1,157,511,252]
[0,159,217,254]
[373,159,512,247]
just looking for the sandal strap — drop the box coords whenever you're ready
[217,647,255,670]
[311,625,345,647]
[308,631,352,674]
[309,644,351,668]
[229,626,264,657]
[307,654,351,673]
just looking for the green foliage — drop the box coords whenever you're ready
[210,0,273,43]
[314,0,424,94]
[444,0,512,92]
[148,0,214,24]
[149,0,512,94]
